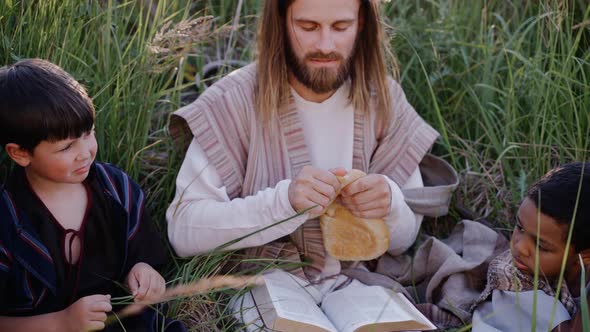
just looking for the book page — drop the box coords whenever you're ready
[321,285,436,332]
[251,269,337,332]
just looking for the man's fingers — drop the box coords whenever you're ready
[311,180,337,201]
[340,190,376,206]
[290,166,347,214]
[311,169,341,191]
[340,178,369,197]
[310,206,324,216]
[329,167,347,177]
[297,197,324,215]
[341,175,390,199]
[341,186,390,207]
[306,190,331,210]
[349,208,390,219]
[344,197,390,213]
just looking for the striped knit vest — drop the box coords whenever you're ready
[169,63,449,281]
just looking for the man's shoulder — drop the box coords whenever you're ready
[169,63,257,144]
[384,75,403,92]
[172,63,257,115]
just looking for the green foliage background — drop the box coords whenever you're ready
[1,0,589,330]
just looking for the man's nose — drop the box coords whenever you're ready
[317,28,336,54]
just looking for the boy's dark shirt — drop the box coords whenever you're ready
[0,163,170,331]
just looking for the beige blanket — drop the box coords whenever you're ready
[343,220,509,328]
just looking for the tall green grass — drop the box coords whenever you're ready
[1,0,590,331]
[385,1,590,224]
[0,0,198,220]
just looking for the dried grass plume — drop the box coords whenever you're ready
[112,275,263,320]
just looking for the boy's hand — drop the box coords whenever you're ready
[126,262,166,302]
[338,174,392,219]
[62,294,111,332]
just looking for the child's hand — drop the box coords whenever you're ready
[62,294,111,331]
[126,262,166,302]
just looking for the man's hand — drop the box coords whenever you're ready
[339,174,391,219]
[288,166,343,218]
[126,262,166,302]
[62,294,111,331]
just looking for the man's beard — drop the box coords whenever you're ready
[285,42,354,94]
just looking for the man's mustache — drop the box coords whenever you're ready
[305,52,343,61]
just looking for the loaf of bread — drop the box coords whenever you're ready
[320,170,390,261]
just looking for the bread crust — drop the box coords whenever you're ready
[320,170,390,261]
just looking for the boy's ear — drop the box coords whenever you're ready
[578,248,590,268]
[4,143,32,167]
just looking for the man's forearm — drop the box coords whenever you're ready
[167,180,308,257]
[384,167,424,255]
[166,140,309,257]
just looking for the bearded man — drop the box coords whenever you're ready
[166,0,457,328]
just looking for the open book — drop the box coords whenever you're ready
[250,270,436,332]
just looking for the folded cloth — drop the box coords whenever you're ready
[342,220,509,328]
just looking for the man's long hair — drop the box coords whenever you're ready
[255,0,398,124]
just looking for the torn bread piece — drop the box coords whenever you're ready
[320,170,390,261]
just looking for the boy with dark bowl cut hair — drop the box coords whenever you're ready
[0,59,184,332]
